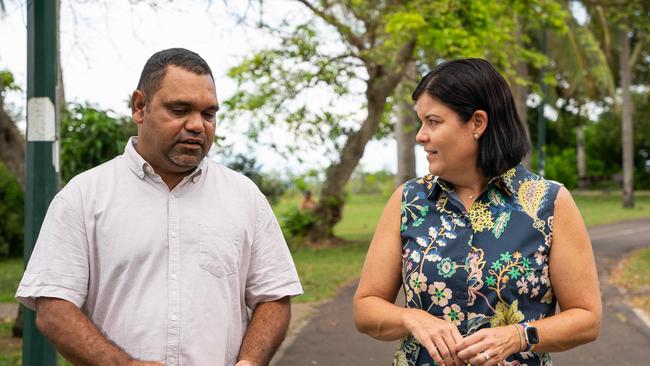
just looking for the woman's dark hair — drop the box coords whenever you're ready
[412,58,530,177]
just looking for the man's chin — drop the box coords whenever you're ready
[169,154,204,169]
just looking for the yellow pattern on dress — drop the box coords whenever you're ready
[518,180,548,233]
[469,201,494,233]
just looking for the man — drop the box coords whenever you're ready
[16,48,303,366]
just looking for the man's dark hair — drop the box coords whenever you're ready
[137,48,214,103]
[412,58,530,177]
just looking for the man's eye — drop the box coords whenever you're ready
[171,108,187,115]
[202,112,216,121]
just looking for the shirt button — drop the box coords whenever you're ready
[170,273,177,280]
[171,232,178,238]
[170,314,177,321]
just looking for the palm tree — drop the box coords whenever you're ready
[546,7,615,190]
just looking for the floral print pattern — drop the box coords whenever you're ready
[394,164,560,366]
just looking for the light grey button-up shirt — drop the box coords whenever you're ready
[16,138,303,365]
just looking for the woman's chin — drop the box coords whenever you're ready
[427,163,443,177]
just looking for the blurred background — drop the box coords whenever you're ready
[0,1,648,364]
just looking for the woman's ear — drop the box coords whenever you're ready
[471,110,488,138]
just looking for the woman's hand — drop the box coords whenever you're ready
[402,308,465,366]
[455,325,520,366]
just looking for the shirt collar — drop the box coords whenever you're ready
[426,164,526,200]
[124,136,207,182]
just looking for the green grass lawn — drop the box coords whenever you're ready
[611,246,650,315]
[573,191,650,226]
[0,258,21,303]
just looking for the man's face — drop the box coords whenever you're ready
[132,65,218,177]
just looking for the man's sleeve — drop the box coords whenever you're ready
[245,193,303,310]
[15,189,90,310]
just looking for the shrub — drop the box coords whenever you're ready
[0,161,24,258]
[280,207,317,248]
[61,103,135,182]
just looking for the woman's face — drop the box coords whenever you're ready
[415,93,479,179]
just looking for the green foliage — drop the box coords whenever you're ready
[347,169,395,196]
[0,69,20,96]
[583,93,650,189]
[225,1,567,161]
[544,147,577,189]
[0,162,23,258]
[280,208,318,247]
[61,103,135,182]
[225,153,288,205]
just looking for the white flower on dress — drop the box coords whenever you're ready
[428,282,452,307]
[409,250,421,264]
[443,304,465,326]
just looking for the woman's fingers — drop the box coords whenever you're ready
[419,336,445,366]
[442,330,465,366]
[433,336,455,366]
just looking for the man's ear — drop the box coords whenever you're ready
[471,110,488,138]
[131,90,146,125]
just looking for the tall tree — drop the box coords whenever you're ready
[546,6,614,190]
[226,0,566,243]
[583,0,649,207]
[394,61,418,186]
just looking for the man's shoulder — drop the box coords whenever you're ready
[205,160,261,193]
[67,155,123,186]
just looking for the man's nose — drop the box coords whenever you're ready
[185,112,205,133]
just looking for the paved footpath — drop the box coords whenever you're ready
[275,218,650,365]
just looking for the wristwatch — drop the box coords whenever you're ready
[522,323,539,351]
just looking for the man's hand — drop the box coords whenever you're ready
[128,361,164,366]
[235,361,253,366]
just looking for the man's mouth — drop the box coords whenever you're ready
[177,139,203,148]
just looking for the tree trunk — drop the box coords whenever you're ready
[619,28,634,208]
[395,61,418,186]
[576,121,587,190]
[510,18,531,168]
[310,75,407,242]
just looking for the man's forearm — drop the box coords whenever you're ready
[237,297,291,366]
[35,297,140,366]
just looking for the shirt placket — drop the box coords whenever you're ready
[166,192,181,365]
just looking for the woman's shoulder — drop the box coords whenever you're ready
[507,164,563,195]
[403,174,437,192]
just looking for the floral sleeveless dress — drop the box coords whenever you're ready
[395,164,561,366]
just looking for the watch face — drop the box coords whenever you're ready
[526,326,540,345]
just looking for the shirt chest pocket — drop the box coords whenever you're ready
[199,225,240,278]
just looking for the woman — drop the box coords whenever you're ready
[353,58,601,366]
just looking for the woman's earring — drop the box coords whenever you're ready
[473,133,479,139]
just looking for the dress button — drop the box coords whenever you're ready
[171,232,178,238]
[170,314,177,321]
[171,273,177,280]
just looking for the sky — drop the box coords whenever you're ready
[0,0,430,177]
